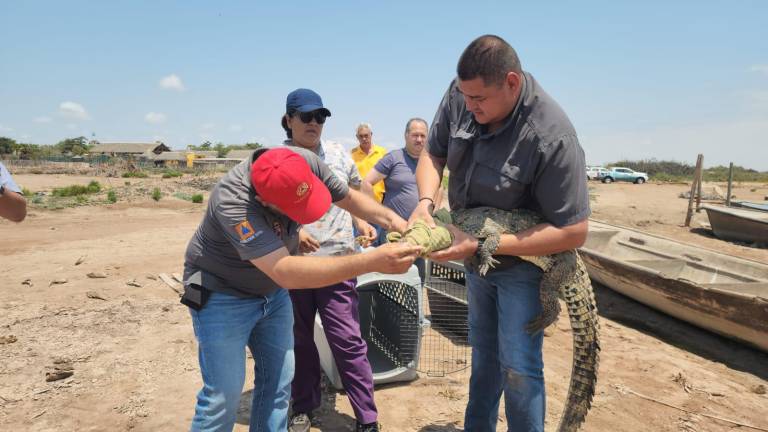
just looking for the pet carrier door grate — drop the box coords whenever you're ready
[315,262,471,389]
[418,260,471,376]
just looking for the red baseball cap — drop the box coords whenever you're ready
[250,148,331,224]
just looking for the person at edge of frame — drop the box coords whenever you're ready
[0,161,27,222]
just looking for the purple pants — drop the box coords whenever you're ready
[289,279,378,424]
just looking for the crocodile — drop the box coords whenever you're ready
[393,207,600,432]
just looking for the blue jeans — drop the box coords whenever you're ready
[189,289,294,432]
[464,262,545,432]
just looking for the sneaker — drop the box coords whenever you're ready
[288,412,311,432]
[356,421,380,432]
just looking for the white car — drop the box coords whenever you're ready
[586,166,609,180]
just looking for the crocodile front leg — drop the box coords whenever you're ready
[476,230,501,276]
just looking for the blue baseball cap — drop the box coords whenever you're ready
[286,88,332,116]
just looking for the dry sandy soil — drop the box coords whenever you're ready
[1,174,767,431]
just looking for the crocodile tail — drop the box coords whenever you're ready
[557,254,601,432]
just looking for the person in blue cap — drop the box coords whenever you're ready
[281,89,381,432]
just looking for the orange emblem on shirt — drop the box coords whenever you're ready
[234,220,256,242]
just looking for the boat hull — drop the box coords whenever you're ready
[703,205,768,244]
[581,222,768,352]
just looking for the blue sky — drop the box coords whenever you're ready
[1,1,767,169]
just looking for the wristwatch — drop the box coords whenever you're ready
[0,183,5,197]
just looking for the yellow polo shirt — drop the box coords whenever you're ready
[351,144,387,202]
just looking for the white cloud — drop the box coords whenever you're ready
[65,123,78,130]
[59,101,90,120]
[34,116,52,123]
[201,122,216,130]
[0,124,13,133]
[229,124,243,133]
[749,64,768,76]
[145,112,167,124]
[159,74,186,92]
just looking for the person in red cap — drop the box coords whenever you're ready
[182,109,419,431]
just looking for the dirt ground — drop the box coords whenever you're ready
[1,174,766,432]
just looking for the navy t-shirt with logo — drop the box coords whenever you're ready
[183,147,349,298]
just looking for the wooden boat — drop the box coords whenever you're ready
[701,204,768,244]
[580,220,768,351]
[730,200,768,213]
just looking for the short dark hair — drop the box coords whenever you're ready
[281,109,296,139]
[405,117,428,135]
[457,35,522,86]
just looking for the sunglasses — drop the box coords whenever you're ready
[294,110,328,124]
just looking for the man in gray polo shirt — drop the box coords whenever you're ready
[410,35,590,431]
[183,140,420,430]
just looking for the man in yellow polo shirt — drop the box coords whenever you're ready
[351,123,386,203]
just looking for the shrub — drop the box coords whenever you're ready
[22,188,33,197]
[162,169,183,179]
[191,194,204,203]
[75,195,88,204]
[107,190,117,203]
[87,180,101,193]
[151,187,162,201]
[606,159,768,182]
[122,171,148,178]
[52,181,102,197]
[651,173,690,183]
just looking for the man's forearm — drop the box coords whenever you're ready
[360,181,374,198]
[0,191,27,222]
[416,152,444,200]
[273,254,374,289]
[495,219,588,256]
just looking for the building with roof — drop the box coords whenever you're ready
[152,150,218,167]
[90,141,170,158]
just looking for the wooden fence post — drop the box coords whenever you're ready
[695,155,704,212]
[726,162,734,207]
[684,154,703,227]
